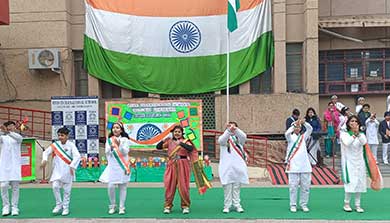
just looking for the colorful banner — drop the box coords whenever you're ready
[51,96,99,158]
[105,100,203,150]
[21,138,36,181]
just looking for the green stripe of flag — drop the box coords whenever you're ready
[84,31,274,94]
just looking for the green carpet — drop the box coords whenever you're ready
[1,187,389,220]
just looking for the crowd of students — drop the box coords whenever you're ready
[284,94,388,213]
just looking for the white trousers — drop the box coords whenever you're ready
[108,183,127,209]
[223,183,242,209]
[288,173,311,207]
[383,143,389,163]
[52,180,72,209]
[344,192,361,207]
[369,144,378,162]
[1,181,19,209]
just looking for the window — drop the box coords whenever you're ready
[327,62,344,81]
[319,48,390,95]
[346,62,362,80]
[385,61,390,79]
[132,90,148,98]
[286,43,303,93]
[319,64,326,81]
[221,86,239,95]
[250,68,272,94]
[73,51,88,96]
[101,80,121,99]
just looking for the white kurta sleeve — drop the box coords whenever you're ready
[340,131,355,146]
[303,122,313,140]
[357,133,367,145]
[69,143,81,170]
[285,126,295,143]
[42,146,53,162]
[234,128,247,145]
[105,140,112,155]
[374,119,380,127]
[8,132,23,143]
[218,129,231,146]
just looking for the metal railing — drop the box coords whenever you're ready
[0,105,52,140]
[203,130,269,167]
[0,106,108,142]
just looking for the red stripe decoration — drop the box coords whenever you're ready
[310,169,321,185]
[274,164,286,184]
[321,167,341,184]
[312,167,329,185]
[266,164,342,185]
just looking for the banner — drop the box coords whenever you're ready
[84,0,274,94]
[105,100,203,150]
[21,138,36,181]
[51,96,99,158]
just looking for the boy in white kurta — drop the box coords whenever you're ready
[99,122,130,215]
[340,115,367,213]
[41,127,80,216]
[285,119,313,213]
[365,114,379,163]
[218,122,248,213]
[0,121,23,216]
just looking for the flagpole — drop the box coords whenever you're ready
[226,31,230,124]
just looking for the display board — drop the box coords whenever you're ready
[105,100,203,150]
[51,96,99,158]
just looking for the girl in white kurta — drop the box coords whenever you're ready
[99,122,130,215]
[218,122,248,213]
[41,127,81,216]
[0,121,23,216]
[365,114,379,163]
[340,115,367,213]
[285,120,313,213]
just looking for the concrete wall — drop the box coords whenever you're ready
[215,93,319,134]
[0,0,75,103]
[319,0,390,17]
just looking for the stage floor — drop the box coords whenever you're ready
[1,187,389,220]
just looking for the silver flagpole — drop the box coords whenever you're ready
[226,31,230,124]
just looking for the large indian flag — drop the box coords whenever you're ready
[84,0,274,94]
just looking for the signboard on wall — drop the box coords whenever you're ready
[51,96,99,158]
[21,138,36,181]
[105,100,203,150]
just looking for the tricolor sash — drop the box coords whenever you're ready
[50,141,73,165]
[108,137,131,175]
[228,136,248,162]
[286,133,305,171]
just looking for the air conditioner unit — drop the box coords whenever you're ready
[28,48,60,70]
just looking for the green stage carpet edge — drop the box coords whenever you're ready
[1,188,389,220]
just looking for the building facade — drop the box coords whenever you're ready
[0,0,388,134]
